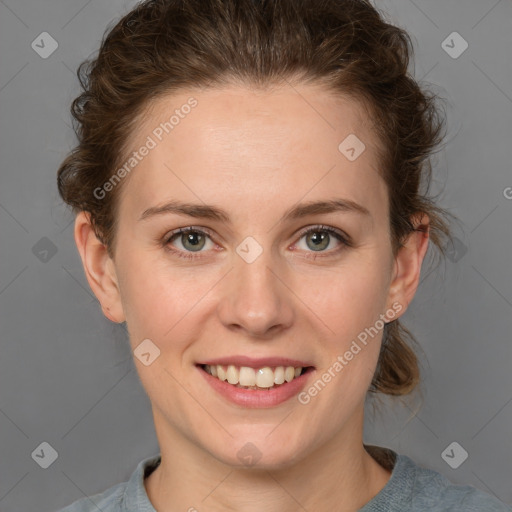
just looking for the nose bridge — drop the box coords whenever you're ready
[217,237,294,335]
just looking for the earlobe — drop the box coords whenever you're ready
[74,211,126,323]
[387,215,430,315]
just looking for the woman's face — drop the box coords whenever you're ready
[86,83,421,468]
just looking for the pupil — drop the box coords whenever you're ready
[308,231,328,251]
[184,232,204,251]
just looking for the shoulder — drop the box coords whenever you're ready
[362,446,510,512]
[401,454,511,511]
[55,454,161,512]
[55,481,126,512]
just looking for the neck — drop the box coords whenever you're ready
[145,409,392,512]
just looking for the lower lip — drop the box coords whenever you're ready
[197,365,314,408]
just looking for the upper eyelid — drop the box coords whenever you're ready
[296,224,348,239]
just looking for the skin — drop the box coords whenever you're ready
[74,82,429,511]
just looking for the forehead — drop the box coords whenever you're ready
[117,83,387,222]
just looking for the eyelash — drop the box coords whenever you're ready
[162,225,352,261]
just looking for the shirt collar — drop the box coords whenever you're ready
[121,447,410,511]
[122,453,161,512]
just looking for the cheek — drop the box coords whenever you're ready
[116,232,392,350]
[300,257,390,334]
[116,254,216,345]
[298,250,391,395]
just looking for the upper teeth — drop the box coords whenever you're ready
[204,364,303,389]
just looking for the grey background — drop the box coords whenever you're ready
[0,0,511,510]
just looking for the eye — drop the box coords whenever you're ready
[293,225,351,259]
[163,227,216,260]
[162,224,351,261]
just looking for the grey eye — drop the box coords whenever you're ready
[304,231,331,251]
[179,231,207,252]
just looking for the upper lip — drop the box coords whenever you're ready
[197,355,314,368]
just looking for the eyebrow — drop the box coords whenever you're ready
[139,198,371,224]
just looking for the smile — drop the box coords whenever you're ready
[202,364,310,389]
[196,356,315,407]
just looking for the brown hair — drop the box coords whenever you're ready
[57,0,454,398]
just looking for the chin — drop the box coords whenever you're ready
[204,432,308,471]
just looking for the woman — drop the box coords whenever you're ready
[55,0,510,510]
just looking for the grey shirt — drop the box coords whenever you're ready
[56,446,511,511]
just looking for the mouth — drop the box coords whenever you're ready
[199,363,314,390]
[196,356,316,407]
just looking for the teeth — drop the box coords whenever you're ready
[285,366,295,382]
[256,367,274,388]
[274,366,285,385]
[204,364,305,389]
[239,366,256,386]
[226,365,239,384]
[217,365,227,381]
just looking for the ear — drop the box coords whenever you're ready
[74,211,125,323]
[386,214,430,316]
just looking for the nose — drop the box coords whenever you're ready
[216,246,295,338]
